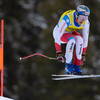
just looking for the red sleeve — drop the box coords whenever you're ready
[55,43,62,53]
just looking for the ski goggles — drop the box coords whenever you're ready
[78,11,90,16]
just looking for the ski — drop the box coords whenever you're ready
[52,74,100,80]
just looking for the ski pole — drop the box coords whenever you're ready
[19,53,57,61]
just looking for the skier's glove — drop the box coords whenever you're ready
[56,52,65,63]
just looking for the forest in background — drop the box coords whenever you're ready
[0,0,100,100]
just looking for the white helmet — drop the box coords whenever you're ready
[77,5,90,16]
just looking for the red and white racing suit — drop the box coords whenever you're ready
[53,10,90,65]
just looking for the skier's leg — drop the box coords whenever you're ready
[64,38,76,74]
[73,36,83,74]
[65,38,75,64]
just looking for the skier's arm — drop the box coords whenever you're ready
[53,16,69,53]
[82,19,90,55]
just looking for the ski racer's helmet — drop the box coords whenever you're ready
[76,5,90,16]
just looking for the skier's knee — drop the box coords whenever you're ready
[68,37,76,46]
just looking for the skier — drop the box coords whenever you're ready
[53,5,90,75]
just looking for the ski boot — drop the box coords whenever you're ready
[65,64,82,75]
[65,64,75,74]
[72,64,82,75]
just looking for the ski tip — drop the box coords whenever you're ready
[52,74,56,76]
[52,78,59,80]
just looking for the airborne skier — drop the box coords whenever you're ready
[53,5,90,75]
